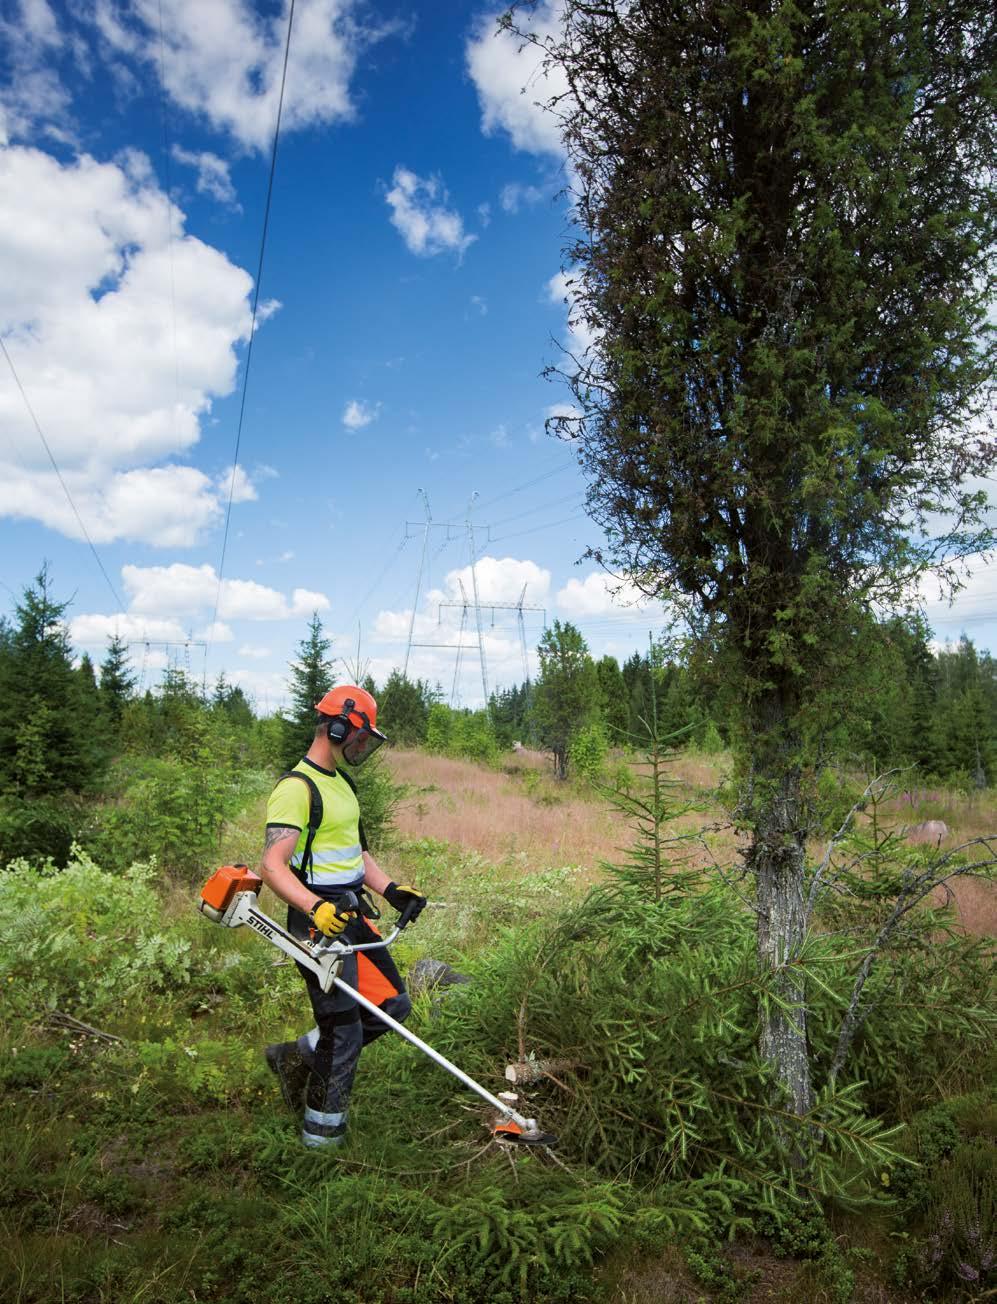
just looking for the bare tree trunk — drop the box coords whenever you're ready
[746,695,814,1119]
[553,745,567,780]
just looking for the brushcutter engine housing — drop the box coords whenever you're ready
[199,864,348,991]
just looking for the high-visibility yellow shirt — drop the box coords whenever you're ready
[265,758,365,892]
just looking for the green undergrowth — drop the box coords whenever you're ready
[1,835,994,1302]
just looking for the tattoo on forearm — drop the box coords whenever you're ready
[264,825,299,853]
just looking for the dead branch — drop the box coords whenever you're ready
[827,837,997,1084]
[805,769,903,919]
[47,1010,123,1044]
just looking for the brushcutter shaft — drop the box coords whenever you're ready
[330,974,535,1131]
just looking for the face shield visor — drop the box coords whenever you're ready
[341,711,387,766]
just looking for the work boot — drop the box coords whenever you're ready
[264,1041,311,1112]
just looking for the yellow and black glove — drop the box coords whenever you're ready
[308,900,354,938]
[383,882,427,926]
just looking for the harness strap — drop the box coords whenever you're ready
[276,770,323,884]
[335,766,369,853]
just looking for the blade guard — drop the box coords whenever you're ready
[200,865,262,921]
[492,1117,558,1147]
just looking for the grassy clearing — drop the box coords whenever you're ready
[387,747,997,937]
[385,746,736,886]
[1,747,993,1302]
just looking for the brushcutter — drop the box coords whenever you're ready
[198,865,556,1147]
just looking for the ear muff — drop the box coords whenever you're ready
[326,698,356,744]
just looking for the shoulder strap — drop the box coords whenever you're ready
[276,770,323,881]
[334,767,369,853]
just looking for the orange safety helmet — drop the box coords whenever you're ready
[315,684,379,730]
[314,684,386,765]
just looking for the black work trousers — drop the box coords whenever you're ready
[288,905,411,1147]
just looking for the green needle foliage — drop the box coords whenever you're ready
[595,713,704,900]
[280,611,337,769]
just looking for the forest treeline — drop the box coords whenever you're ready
[2,565,995,866]
[380,615,997,788]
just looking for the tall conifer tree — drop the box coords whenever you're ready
[520,0,996,1114]
[99,634,136,726]
[281,613,337,768]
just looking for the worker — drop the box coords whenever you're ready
[259,684,426,1149]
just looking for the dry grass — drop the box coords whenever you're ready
[385,748,625,872]
[384,747,995,937]
[385,746,740,886]
[871,789,997,937]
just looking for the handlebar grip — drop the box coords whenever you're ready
[337,890,359,917]
[397,897,420,929]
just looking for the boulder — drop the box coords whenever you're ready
[407,958,471,999]
[907,819,949,845]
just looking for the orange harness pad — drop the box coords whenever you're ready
[355,921,400,1006]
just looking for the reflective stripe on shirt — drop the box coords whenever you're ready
[299,844,364,866]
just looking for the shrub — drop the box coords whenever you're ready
[894,1140,996,1297]
[569,722,608,782]
[0,849,229,1021]
[450,709,499,763]
[699,719,724,754]
[423,881,991,1216]
[80,754,270,877]
[424,703,499,764]
[0,792,79,865]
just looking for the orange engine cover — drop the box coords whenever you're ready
[201,864,263,912]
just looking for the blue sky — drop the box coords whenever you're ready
[1,0,994,710]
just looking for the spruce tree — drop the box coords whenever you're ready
[281,612,337,768]
[99,634,135,726]
[595,654,628,743]
[378,671,436,746]
[0,566,104,795]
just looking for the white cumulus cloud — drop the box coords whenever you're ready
[500,181,545,213]
[440,555,551,606]
[546,269,600,358]
[556,572,653,618]
[197,621,233,642]
[216,464,258,504]
[372,556,550,643]
[0,465,225,547]
[120,563,329,622]
[69,612,188,647]
[466,3,566,157]
[292,588,330,615]
[0,0,72,143]
[342,399,380,430]
[170,145,240,208]
[0,140,264,546]
[94,0,383,153]
[385,166,475,258]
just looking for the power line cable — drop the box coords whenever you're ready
[355,532,410,617]
[156,0,181,442]
[441,459,577,523]
[211,0,296,634]
[488,490,586,529]
[488,512,589,543]
[474,461,578,513]
[0,336,124,610]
